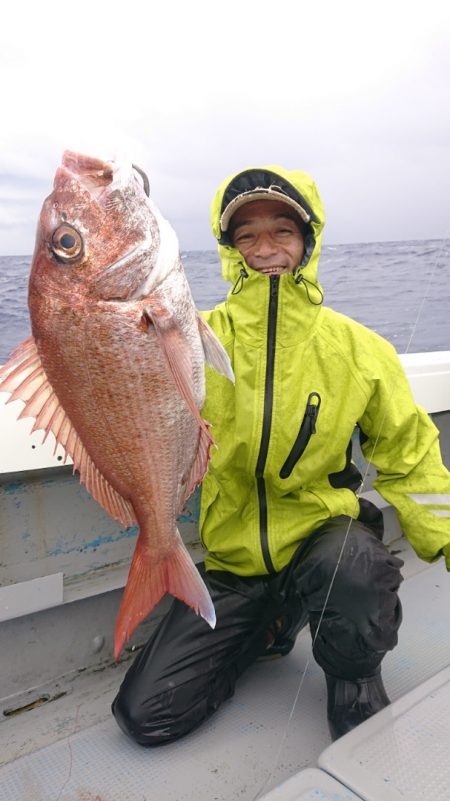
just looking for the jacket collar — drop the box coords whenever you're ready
[225,266,322,348]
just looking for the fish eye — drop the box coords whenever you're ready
[51,224,84,263]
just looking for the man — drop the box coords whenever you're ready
[112,166,450,744]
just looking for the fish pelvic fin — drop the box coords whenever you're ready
[196,313,234,382]
[178,419,214,513]
[0,337,136,528]
[114,531,216,659]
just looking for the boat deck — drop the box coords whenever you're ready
[1,540,449,801]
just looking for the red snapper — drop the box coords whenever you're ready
[0,151,233,658]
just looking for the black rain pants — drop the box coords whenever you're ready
[112,514,403,745]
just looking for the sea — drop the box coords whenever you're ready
[0,239,449,364]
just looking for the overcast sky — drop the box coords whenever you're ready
[1,0,449,254]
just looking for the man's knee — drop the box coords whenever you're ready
[112,680,206,746]
[112,684,158,745]
[294,519,404,636]
[112,665,237,746]
[299,519,403,587]
[327,524,403,598]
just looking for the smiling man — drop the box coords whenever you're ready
[228,199,305,276]
[112,166,450,747]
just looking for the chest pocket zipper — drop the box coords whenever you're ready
[279,392,321,479]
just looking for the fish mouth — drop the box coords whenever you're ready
[60,151,117,198]
[59,151,150,200]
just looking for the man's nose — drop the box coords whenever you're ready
[254,233,277,257]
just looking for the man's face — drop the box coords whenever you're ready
[230,199,305,276]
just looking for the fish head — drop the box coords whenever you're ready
[30,151,180,303]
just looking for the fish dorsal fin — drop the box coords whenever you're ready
[196,313,234,382]
[0,337,136,527]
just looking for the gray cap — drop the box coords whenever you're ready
[220,184,312,234]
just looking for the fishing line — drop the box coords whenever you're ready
[55,703,81,801]
[251,235,448,801]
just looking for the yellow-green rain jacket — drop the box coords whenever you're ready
[200,166,450,575]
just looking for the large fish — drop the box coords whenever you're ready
[0,151,233,658]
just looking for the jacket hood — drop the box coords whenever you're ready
[210,165,326,291]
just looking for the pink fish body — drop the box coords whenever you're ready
[0,151,233,658]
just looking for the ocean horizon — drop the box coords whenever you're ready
[1,238,449,364]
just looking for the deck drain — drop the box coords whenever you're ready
[3,690,67,717]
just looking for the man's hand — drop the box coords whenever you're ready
[443,543,450,571]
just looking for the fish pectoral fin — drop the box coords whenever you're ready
[196,314,235,382]
[143,303,216,508]
[143,303,206,429]
[114,532,216,659]
[0,337,136,528]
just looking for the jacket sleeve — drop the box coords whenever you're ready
[357,342,450,568]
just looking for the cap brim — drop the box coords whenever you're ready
[220,188,311,233]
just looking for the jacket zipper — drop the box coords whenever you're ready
[279,392,321,479]
[255,276,279,573]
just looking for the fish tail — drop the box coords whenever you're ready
[114,532,216,659]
